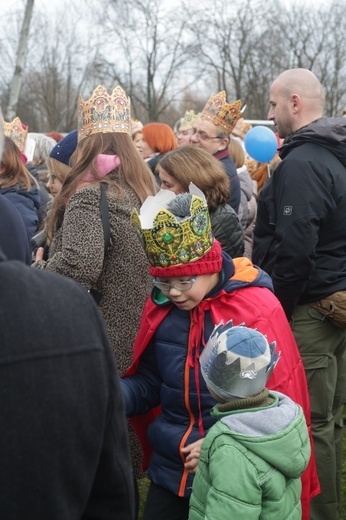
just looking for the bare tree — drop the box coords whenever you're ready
[188,0,346,118]
[14,3,104,132]
[186,0,280,118]
[1,0,346,127]
[91,0,197,123]
[6,0,35,121]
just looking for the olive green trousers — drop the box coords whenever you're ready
[291,304,346,520]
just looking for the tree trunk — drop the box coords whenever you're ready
[6,0,35,121]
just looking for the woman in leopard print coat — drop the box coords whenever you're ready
[33,131,158,483]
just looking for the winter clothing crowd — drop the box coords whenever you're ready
[1,68,346,520]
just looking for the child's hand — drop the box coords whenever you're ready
[181,438,204,474]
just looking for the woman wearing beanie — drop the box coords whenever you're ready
[121,186,318,520]
[31,130,78,258]
[46,130,78,198]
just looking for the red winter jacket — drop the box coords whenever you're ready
[125,256,320,519]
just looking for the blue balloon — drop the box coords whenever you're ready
[244,125,278,163]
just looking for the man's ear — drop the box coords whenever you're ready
[217,136,229,151]
[291,94,301,114]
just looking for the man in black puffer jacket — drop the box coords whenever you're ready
[253,68,346,520]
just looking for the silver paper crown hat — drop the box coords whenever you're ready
[200,321,280,400]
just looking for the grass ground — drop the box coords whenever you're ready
[138,410,346,519]
[138,477,149,519]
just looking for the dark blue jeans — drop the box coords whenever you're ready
[142,481,190,520]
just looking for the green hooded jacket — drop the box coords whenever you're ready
[189,391,310,520]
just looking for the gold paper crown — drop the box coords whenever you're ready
[201,91,242,134]
[181,110,201,130]
[78,85,131,142]
[131,195,214,268]
[131,118,143,136]
[232,117,252,140]
[2,116,28,153]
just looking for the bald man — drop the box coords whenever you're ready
[253,68,346,520]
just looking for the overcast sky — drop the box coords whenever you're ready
[1,0,324,16]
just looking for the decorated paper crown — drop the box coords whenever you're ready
[2,116,28,153]
[131,119,143,136]
[131,184,215,272]
[200,321,280,400]
[181,110,201,130]
[78,85,131,142]
[201,91,242,134]
[232,117,252,140]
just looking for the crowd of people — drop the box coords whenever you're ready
[0,68,346,520]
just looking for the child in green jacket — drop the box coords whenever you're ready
[189,322,311,520]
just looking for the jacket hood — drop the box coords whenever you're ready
[237,166,253,201]
[280,117,346,167]
[215,392,310,479]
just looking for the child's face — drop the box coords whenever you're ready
[155,273,219,311]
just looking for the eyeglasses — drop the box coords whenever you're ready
[49,173,57,184]
[191,129,222,141]
[153,276,197,292]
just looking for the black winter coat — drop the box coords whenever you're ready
[253,117,346,319]
[0,255,135,519]
[210,204,244,258]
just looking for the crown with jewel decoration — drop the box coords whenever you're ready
[2,116,28,153]
[201,91,242,134]
[78,85,131,142]
[131,185,214,269]
[181,110,201,130]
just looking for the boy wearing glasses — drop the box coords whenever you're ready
[121,186,319,520]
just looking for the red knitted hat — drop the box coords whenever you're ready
[149,239,222,278]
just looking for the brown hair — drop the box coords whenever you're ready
[228,138,245,168]
[45,132,157,243]
[0,136,39,191]
[142,123,177,154]
[158,145,230,210]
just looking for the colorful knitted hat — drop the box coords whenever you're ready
[200,321,280,400]
[131,184,222,277]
